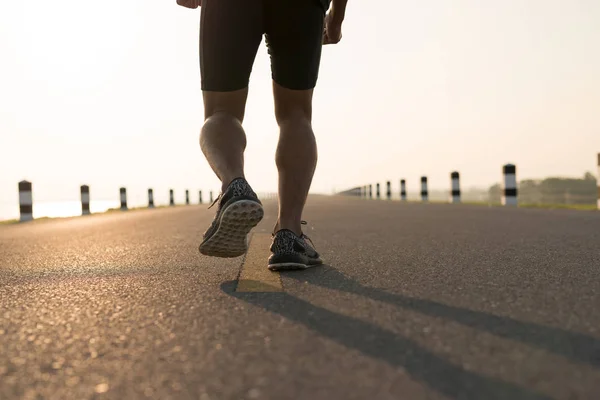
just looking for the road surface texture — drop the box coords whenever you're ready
[1,195,599,400]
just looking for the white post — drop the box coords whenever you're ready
[148,188,155,208]
[120,187,128,211]
[400,179,407,201]
[81,185,91,215]
[502,164,518,206]
[18,181,33,222]
[421,177,428,202]
[450,172,461,204]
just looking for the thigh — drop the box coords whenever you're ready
[264,0,325,91]
[200,0,264,92]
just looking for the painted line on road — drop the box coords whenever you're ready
[236,233,283,292]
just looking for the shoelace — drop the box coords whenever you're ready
[208,193,222,210]
[300,221,318,250]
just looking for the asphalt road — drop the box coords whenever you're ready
[1,196,599,400]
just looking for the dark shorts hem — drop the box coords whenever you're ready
[200,0,324,93]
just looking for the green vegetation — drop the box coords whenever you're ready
[395,200,596,211]
[518,203,597,211]
[489,172,597,206]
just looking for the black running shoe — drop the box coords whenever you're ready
[199,178,264,258]
[268,227,323,271]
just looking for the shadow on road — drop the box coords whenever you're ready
[285,266,600,368]
[221,279,551,400]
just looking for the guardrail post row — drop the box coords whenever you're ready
[18,180,33,222]
[386,181,391,200]
[81,185,90,215]
[148,188,155,208]
[502,164,518,206]
[450,172,461,204]
[169,189,175,206]
[421,176,428,202]
[400,179,407,201]
[120,187,128,211]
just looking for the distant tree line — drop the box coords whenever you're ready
[488,172,597,205]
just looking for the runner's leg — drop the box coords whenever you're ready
[199,0,263,191]
[265,0,325,235]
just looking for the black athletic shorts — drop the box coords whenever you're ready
[200,0,328,92]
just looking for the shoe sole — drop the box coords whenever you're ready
[199,200,264,258]
[268,261,323,272]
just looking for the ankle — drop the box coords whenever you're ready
[275,219,302,236]
[221,175,245,192]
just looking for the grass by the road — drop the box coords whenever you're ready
[404,199,597,211]
[519,203,598,211]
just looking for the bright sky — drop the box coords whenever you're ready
[1,0,599,206]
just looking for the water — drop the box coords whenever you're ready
[0,200,121,222]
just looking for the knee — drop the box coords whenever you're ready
[276,109,312,130]
[204,110,241,126]
[203,89,248,122]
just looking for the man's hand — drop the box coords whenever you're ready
[176,0,201,9]
[323,12,343,45]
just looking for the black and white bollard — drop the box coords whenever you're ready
[18,180,33,222]
[400,179,407,201]
[185,190,190,205]
[376,183,381,199]
[369,185,373,199]
[120,187,128,211]
[199,190,203,204]
[169,189,175,206]
[421,177,428,202]
[210,191,214,203]
[81,185,91,215]
[386,181,391,200]
[597,154,600,210]
[502,164,518,206]
[148,188,155,208]
[450,172,461,204]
